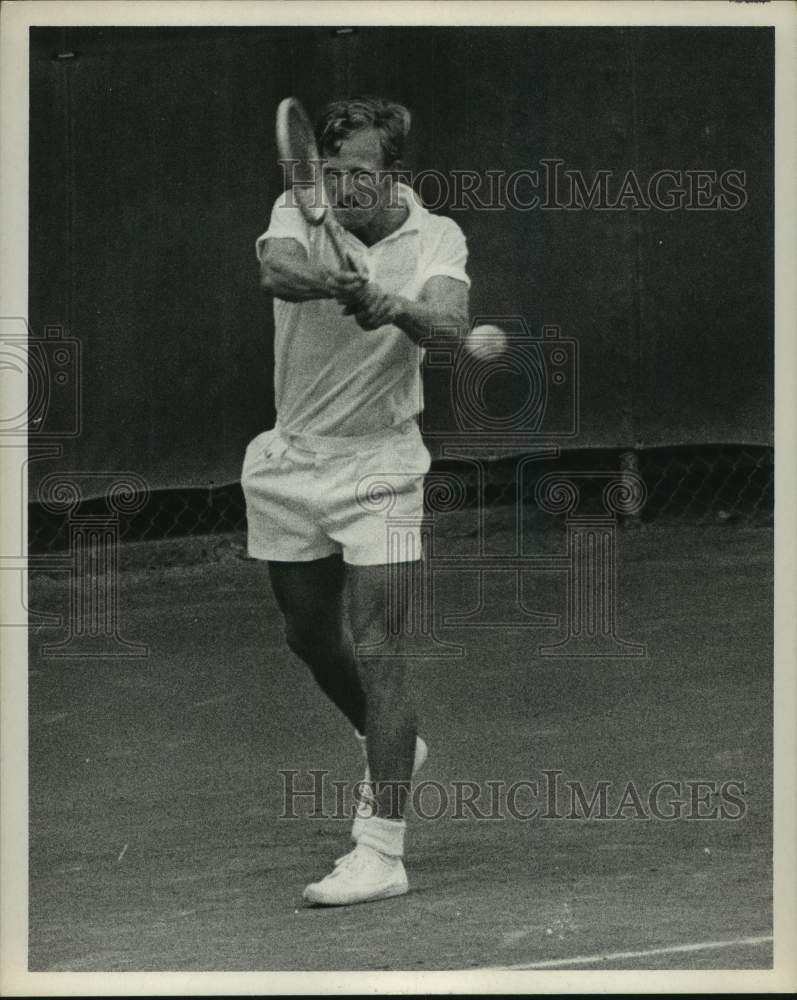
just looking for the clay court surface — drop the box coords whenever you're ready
[28,514,773,971]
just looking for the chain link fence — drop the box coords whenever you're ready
[28,444,773,554]
[636,446,773,525]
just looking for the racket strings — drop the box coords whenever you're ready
[276,97,354,267]
[281,104,328,222]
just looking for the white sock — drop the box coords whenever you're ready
[357,814,406,858]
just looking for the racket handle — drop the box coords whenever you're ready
[323,214,367,280]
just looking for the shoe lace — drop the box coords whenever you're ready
[330,845,370,876]
[333,846,362,869]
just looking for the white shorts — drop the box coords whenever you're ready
[241,418,431,565]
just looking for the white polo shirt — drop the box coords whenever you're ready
[255,183,470,439]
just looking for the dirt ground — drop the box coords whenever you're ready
[27,514,773,971]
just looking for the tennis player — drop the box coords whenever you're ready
[243,96,470,905]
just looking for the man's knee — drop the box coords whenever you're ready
[347,562,417,651]
[351,620,400,664]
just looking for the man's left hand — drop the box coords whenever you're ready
[339,282,400,332]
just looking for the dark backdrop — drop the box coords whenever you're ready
[29,26,774,495]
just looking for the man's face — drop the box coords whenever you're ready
[322,127,391,232]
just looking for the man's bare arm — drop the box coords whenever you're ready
[393,276,470,345]
[259,237,366,302]
[342,275,470,345]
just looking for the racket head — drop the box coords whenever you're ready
[276,97,328,226]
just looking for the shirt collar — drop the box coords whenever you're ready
[369,182,422,248]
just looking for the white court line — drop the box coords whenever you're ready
[471,934,773,971]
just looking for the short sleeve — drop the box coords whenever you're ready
[255,190,311,261]
[418,218,471,289]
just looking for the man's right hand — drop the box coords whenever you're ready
[259,238,368,304]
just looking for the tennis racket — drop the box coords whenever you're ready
[275,96,364,276]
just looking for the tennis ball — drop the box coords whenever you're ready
[465,324,509,358]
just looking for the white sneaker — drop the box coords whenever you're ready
[303,843,408,906]
[351,736,428,842]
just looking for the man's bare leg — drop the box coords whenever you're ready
[268,555,366,733]
[301,560,421,904]
[346,561,417,820]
